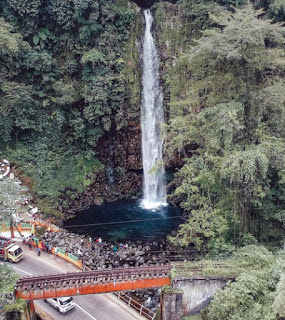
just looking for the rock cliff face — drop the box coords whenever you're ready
[62,122,143,214]
[132,0,178,9]
[98,122,142,171]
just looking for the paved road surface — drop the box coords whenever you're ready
[9,245,145,320]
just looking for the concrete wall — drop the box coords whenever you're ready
[172,277,229,316]
[160,287,183,320]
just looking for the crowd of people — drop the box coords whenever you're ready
[24,232,130,261]
[24,234,53,255]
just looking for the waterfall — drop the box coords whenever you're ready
[141,9,167,210]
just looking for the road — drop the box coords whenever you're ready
[9,245,145,320]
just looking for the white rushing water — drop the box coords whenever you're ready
[141,9,167,210]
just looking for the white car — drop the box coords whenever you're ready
[44,296,75,313]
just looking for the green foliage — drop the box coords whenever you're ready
[35,198,63,219]
[0,178,29,222]
[169,206,228,248]
[168,155,229,247]
[183,316,203,320]
[165,4,285,247]
[4,299,27,313]
[0,0,138,205]
[220,147,269,204]
[81,49,105,67]
[273,274,285,318]
[0,264,17,294]
[0,264,18,310]
[174,246,284,320]
[268,0,285,22]
[206,237,236,259]
[172,245,274,278]
[6,0,41,36]
[238,233,258,246]
[232,245,274,269]
[0,18,30,80]
[208,271,276,320]
[0,18,29,53]
[0,82,41,142]
[206,248,284,320]
[3,141,103,201]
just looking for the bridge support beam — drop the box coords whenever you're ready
[15,277,171,301]
[160,286,183,320]
[172,277,229,316]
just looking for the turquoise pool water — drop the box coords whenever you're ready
[64,200,182,242]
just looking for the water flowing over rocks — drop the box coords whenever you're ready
[141,9,167,209]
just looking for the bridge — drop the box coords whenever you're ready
[15,265,172,300]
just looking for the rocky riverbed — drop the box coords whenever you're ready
[40,229,177,312]
[40,229,174,269]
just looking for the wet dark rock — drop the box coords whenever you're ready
[131,0,178,9]
[40,230,176,272]
[40,227,199,316]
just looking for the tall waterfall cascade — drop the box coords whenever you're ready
[141,9,167,210]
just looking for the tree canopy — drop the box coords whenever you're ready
[164,4,285,247]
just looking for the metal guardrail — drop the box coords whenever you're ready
[115,292,156,320]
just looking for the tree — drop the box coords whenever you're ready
[0,263,18,309]
[0,18,29,79]
[0,177,29,223]
[0,0,137,206]
[166,4,285,246]
[273,274,285,318]
[207,246,281,320]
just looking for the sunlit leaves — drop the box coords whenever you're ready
[0,18,29,53]
[273,274,285,318]
[81,49,106,67]
[0,264,17,295]
[221,148,269,195]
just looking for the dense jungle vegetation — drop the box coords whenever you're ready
[0,0,284,246]
[154,1,284,318]
[155,0,285,250]
[0,0,137,205]
[0,0,285,318]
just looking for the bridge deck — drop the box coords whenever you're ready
[15,265,172,300]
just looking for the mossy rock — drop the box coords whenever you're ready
[162,285,183,295]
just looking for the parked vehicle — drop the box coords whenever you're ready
[0,238,23,263]
[44,297,75,313]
